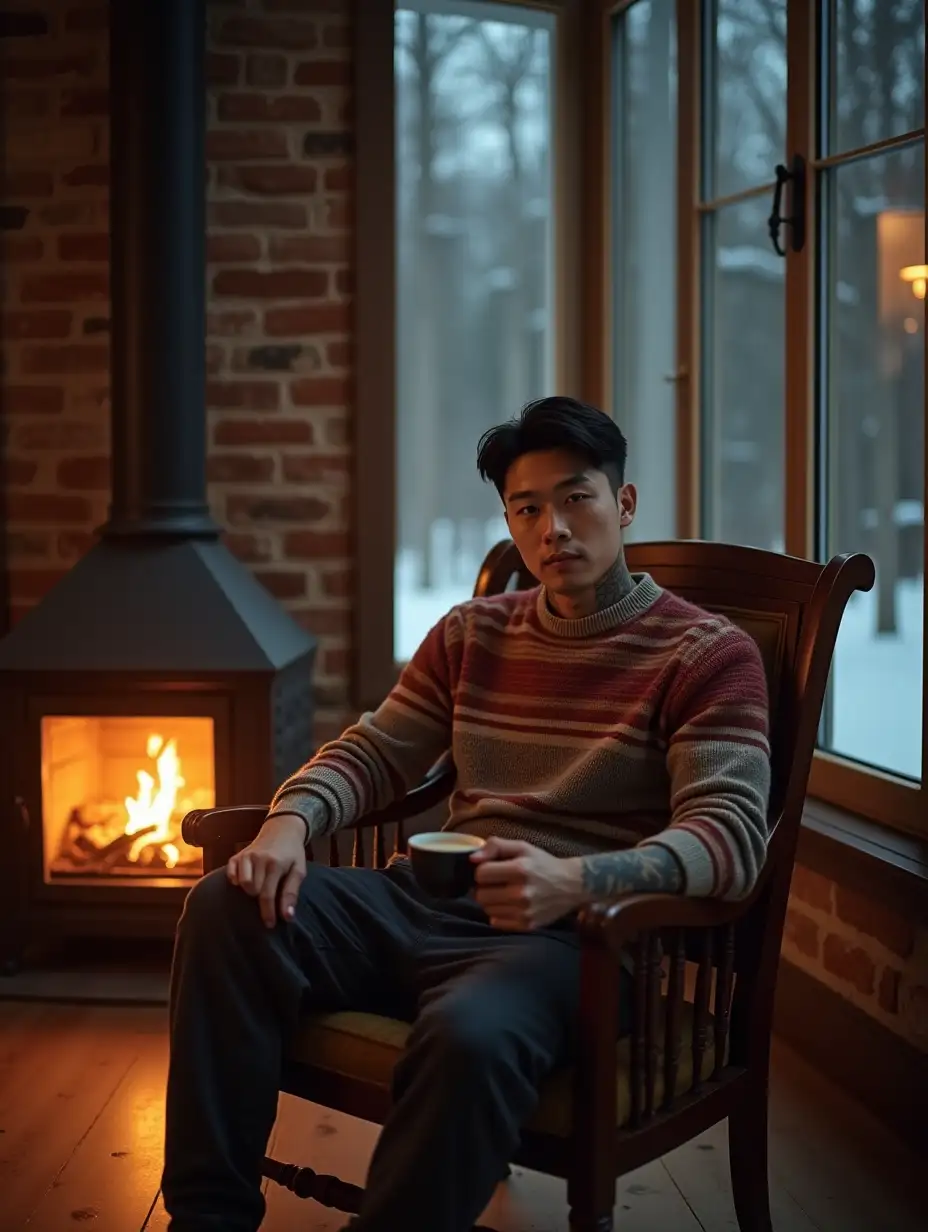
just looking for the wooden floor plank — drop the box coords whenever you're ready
[23,1011,168,1232]
[0,1004,155,1230]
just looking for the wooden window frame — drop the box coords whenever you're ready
[353,0,607,710]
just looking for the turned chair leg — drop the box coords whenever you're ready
[728,1082,773,1232]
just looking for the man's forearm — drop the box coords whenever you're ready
[575,843,685,902]
[266,796,329,846]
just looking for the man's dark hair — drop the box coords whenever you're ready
[476,396,628,498]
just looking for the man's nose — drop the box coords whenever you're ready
[541,508,570,542]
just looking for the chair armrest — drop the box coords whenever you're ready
[180,761,457,851]
[577,885,759,955]
[182,806,267,849]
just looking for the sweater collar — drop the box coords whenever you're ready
[535,573,662,638]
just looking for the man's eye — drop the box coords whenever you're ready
[518,506,537,517]
[567,492,589,503]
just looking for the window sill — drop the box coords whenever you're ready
[798,797,928,924]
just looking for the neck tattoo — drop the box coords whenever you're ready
[593,557,635,612]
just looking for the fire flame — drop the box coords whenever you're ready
[124,734,183,867]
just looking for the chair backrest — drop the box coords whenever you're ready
[473,538,875,1052]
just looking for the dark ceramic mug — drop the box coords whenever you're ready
[407,831,486,898]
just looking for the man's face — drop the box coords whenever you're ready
[502,448,636,595]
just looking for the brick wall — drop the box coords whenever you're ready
[784,866,928,1052]
[1,0,354,741]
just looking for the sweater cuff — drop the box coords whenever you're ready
[640,828,716,897]
[266,790,331,845]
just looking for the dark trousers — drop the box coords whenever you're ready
[162,858,623,1232]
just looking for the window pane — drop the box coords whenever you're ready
[613,0,678,541]
[394,4,555,661]
[822,143,924,779]
[701,198,785,550]
[832,0,925,156]
[709,0,786,199]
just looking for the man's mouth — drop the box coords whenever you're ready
[543,552,581,567]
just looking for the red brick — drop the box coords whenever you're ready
[8,530,51,560]
[284,530,349,559]
[324,198,350,229]
[323,164,351,192]
[2,459,38,486]
[291,376,350,407]
[783,908,819,959]
[334,268,352,296]
[207,454,275,483]
[206,344,224,375]
[267,234,349,263]
[294,60,350,87]
[7,493,91,524]
[5,89,51,120]
[264,303,350,335]
[4,54,95,80]
[5,386,65,415]
[57,232,109,261]
[320,645,350,677]
[217,165,318,196]
[20,272,109,303]
[326,338,351,368]
[789,866,833,913]
[209,201,307,229]
[833,886,916,959]
[223,531,274,563]
[2,235,44,262]
[14,421,104,449]
[214,418,313,446]
[206,129,290,160]
[325,414,349,447]
[216,17,319,51]
[878,967,901,1015]
[245,53,287,88]
[217,93,323,123]
[255,570,308,600]
[226,494,332,524]
[320,565,352,597]
[290,606,349,636]
[60,88,109,117]
[61,164,109,188]
[207,309,259,337]
[65,7,108,33]
[2,310,73,340]
[208,53,241,85]
[323,21,350,49]
[207,233,262,263]
[57,456,110,490]
[2,170,54,198]
[213,269,327,299]
[206,380,280,410]
[21,344,107,375]
[822,934,875,996]
[9,569,66,601]
[282,454,349,483]
[58,530,95,560]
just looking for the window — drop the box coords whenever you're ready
[611,0,679,541]
[393,1,556,661]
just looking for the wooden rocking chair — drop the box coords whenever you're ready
[182,539,874,1232]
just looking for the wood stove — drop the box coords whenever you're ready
[0,0,316,973]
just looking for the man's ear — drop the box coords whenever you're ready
[618,483,637,527]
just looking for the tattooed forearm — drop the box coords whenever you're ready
[593,555,636,612]
[580,843,685,899]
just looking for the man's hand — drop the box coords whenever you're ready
[226,813,307,928]
[471,837,584,930]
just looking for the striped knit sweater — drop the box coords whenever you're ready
[269,574,772,900]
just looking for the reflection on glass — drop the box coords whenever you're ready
[833,0,925,155]
[394,4,555,662]
[823,144,924,780]
[613,0,678,541]
[710,0,786,198]
[702,198,785,551]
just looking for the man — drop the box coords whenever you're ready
[162,397,771,1232]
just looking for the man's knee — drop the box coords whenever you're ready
[411,994,517,1076]
[177,866,258,943]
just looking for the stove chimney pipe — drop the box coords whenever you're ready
[102,0,218,539]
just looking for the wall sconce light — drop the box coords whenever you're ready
[900,264,928,300]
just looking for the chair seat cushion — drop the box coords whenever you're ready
[288,1001,717,1136]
